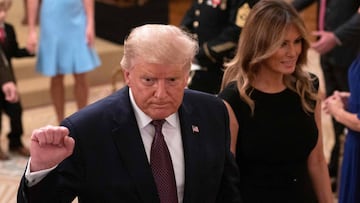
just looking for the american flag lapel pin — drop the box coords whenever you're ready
[192,125,199,134]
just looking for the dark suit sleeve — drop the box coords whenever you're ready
[17,170,68,203]
[0,47,14,85]
[17,120,82,203]
[19,169,80,203]
[17,176,29,203]
[292,0,316,11]
[17,164,57,203]
[4,23,34,59]
[334,13,360,45]
[216,101,242,203]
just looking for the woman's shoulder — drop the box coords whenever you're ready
[218,81,245,108]
[218,81,239,98]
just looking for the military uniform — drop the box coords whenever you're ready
[181,0,258,94]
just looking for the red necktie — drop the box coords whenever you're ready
[0,27,5,44]
[318,0,326,31]
[150,120,178,203]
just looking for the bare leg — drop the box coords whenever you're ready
[73,73,89,110]
[23,0,41,25]
[22,0,27,25]
[50,75,65,123]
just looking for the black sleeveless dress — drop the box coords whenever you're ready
[218,81,318,203]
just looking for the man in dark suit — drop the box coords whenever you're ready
[181,0,258,94]
[17,24,241,203]
[292,0,360,191]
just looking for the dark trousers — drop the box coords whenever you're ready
[188,70,224,95]
[320,56,349,178]
[0,91,24,149]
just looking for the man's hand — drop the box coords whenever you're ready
[2,81,18,103]
[311,31,338,54]
[30,125,75,172]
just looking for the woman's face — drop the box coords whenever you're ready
[262,24,303,76]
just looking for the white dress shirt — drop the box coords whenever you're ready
[129,88,185,203]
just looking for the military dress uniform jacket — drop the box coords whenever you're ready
[181,0,258,71]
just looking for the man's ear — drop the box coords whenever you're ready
[123,69,130,85]
[184,72,190,87]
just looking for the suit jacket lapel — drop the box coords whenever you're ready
[109,87,205,202]
[178,100,203,202]
[111,87,159,203]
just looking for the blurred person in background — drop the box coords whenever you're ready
[181,0,258,94]
[26,0,100,123]
[324,53,360,203]
[0,0,34,159]
[292,0,360,191]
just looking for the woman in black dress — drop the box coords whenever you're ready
[218,0,333,202]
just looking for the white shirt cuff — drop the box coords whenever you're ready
[24,157,58,187]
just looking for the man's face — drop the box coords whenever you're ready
[124,62,189,120]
